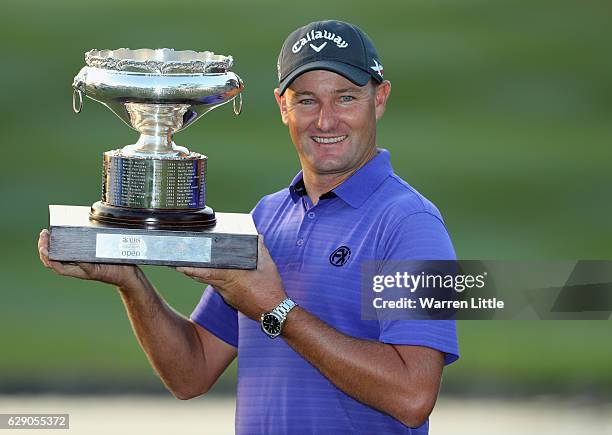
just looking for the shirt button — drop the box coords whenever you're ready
[296,239,304,246]
[307,211,316,219]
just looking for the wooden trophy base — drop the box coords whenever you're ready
[48,205,258,269]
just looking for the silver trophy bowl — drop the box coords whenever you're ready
[72,48,244,227]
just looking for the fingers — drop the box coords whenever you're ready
[257,235,265,254]
[256,234,276,272]
[257,234,270,256]
[38,228,88,279]
[76,262,97,275]
[38,229,49,253]
[176,266,226,284]
[38,228,49,247]
[51,262,90,279]
[38,229,51,268]
[42,256,88,279]
[176,266,209,280]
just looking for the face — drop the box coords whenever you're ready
[274,70,391,178]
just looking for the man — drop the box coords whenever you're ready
[38,20,458,434]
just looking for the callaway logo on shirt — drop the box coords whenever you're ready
[292,29,349,53]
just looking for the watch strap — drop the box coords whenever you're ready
[273,298,297,319]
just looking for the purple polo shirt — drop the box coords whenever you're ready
[191,149,459,434]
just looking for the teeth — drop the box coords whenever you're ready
[312,135,347,144]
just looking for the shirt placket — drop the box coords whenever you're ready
[294,195,321,268]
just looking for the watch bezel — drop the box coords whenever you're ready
[261,312,283,338]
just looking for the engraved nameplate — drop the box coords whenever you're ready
[102,153,207,209]
[95,233,212,262]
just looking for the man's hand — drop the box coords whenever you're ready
[176,236,286,321]
[38,229,140,288]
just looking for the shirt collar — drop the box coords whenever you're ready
[289,148,393,208]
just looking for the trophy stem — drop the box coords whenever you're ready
[122,103,190,157]
[134,133,179,153]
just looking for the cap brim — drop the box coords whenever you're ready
[279,61,371,96]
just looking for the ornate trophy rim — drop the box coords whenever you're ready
[85,48,234,75]
[74,47,244,134]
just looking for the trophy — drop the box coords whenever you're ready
[48,48,257,269]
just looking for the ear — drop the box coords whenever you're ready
[274,88,289,126]
[374,80,391,121]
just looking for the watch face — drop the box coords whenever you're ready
[262,313,282,336]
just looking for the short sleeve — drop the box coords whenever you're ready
[190,285,238,348]
[377,211,460,365]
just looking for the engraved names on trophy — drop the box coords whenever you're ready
[102,151,207,209]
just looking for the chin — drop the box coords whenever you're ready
[312,158,349,174]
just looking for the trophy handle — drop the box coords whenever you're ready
[233,92,243,116]
[72,73,87,114]
[72,89,83,114]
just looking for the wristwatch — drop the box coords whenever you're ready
[260,298,298,338]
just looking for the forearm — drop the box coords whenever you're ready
[282,307,440,427]
[117,268,207,398]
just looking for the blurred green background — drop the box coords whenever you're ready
[1,0,611,397]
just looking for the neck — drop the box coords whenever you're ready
[303,147,377,205]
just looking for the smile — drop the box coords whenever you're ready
[311,135,347,144]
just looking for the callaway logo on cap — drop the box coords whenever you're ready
[277,20,384,95]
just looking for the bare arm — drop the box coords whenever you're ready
[280,307,444,428]
[116,270,236,398]
[38,229,236,399]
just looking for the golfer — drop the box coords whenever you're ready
[39,20,458,434]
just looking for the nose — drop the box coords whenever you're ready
[316,101,338,132]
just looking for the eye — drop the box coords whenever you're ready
[339,95,355,103]
[299,98,315,105]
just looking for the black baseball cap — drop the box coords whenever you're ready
[277,20,384,95]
